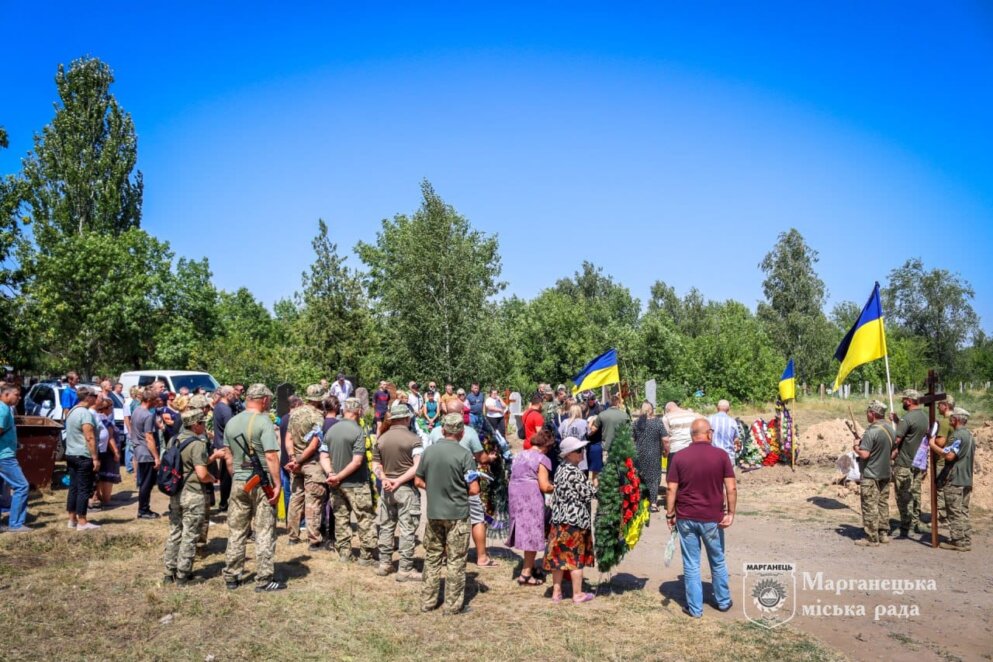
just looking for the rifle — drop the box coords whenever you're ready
[233,413,276,502]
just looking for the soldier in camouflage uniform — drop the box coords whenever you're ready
[162,407,213,585]
[932,395,955,522]
[373,403,424,580]
[415,414,480,615]
[320,397,378,565]
[222,384,286,592]
[891,389,929,536]
[285,384,328,551]
[182,394,221,550]
[853,400,894,547]
[930,407,974,552]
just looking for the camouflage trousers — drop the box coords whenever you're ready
[893,466,923,531]
[287,464,327,545]
[859,478,890,541]
[331,484,377,559]
[944,485,972,548]
[422,518,470,613]
[163,489,206,578]
[223,480,277,586]
[376,483,421,572]
[934,457,946,518]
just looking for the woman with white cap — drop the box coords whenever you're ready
[544,436,597,604]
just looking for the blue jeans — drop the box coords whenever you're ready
[676,518,731,617]
[0,457,29,529]
[124,442,134,473]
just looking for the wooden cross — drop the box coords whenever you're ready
[919,369,947,548]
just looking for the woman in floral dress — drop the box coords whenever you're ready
[506,430,555,585]
[544,436,597,604]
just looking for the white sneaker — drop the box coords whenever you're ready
[67,521,77,529]
[77,522,101,531]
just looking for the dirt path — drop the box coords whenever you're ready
[609,465,993,661]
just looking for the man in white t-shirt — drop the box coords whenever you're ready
[662,401,701,458]
[329,373,353,402]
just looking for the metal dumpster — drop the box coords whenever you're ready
[14,415,62,490]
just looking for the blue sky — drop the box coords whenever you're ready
[3,2,992,330]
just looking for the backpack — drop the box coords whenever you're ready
[156,437,198,496]
[519,409,540,440]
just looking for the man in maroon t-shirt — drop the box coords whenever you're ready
[665,417,737,618]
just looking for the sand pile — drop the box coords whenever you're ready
[970,420,992,511]
[797,419,861,466]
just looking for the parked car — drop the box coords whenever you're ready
[117,370,219,398]
[23,381,69,421]
[23,381,127,454]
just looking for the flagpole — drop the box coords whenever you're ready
[884,351,895,417]
[790,360,796,471]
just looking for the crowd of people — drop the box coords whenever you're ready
[0,375,747,616]
[9,374,975,616]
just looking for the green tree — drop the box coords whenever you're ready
[757,228,834,384]
[356,180,503,384]
[197,288,286,385]
[511,263,639,389]
[297,219,374,380]
[632,310,693,397]
[0,126,28,366]
[884,258,978,376]
[15,58,157,374]
[20,57,142,241]
[17,228,172,374]
[686,301,782,403]
[153,257,220,369]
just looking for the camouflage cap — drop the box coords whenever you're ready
[181,407,206,426]
[343,397,362,413]
[866,400,887,416]
[304,384,327,402]
[390,403,412,419]
[951,407,971,422]
[188,394,210,410]
[246,383,273,400]
[442,413,465,434]
[556,384,567,393]
[943,394,956,407]
[901,388,921,402]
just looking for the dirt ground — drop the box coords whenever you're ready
[1,405,991,660]
[664,406,993,661]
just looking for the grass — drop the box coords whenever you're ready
[0,495,845,662]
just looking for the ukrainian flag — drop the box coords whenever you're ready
[779,358,796,402]
[571,348,620,394]
[832,283,888,391]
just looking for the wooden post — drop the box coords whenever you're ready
[919,370,947,549]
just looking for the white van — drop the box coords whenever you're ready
[118,370,220,397]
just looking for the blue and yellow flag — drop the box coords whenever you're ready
[832,283,888,391]
[779,358,796,401]
[571,348,620,394]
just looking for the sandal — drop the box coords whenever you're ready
[476,558,499,568]
[516,574,544,586]
[573,592,595,604]
[552,593,563,604]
